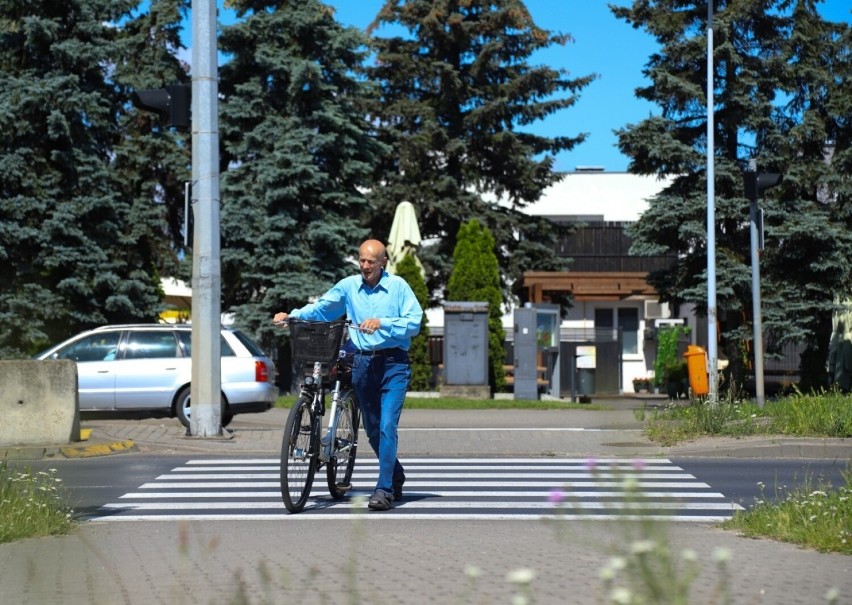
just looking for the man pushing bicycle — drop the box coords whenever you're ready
[273,239,423,511]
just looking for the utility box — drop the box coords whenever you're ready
[513,307,539,399]
[513,304,561,400]
[442,302,490,397]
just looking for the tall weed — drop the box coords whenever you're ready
[0,460,73,543]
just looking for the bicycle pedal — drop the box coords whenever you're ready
[335,482,351,490]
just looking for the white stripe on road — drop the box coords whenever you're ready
[121,490,733,499]
[184,457,670,465]
[101,500,741,511]
[139,481,712,489]
[87,514,735,522]
[159,472,694,480]
[397,428,644,432]
[173,464,677,472]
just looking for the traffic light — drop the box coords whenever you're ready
[131,84,191,129]
[743,171,782,202]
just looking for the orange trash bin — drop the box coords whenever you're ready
[683,345,709,396]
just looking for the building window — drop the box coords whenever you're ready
[619,308,639,355]
[595,307,639,355]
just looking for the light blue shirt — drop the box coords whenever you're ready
[290,271,423,351]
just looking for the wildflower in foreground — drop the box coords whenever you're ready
[585,458,598,474]
[630,539,656,555]
[505,568,535,585]
[548,488,566,505]
[713,547,732,563]
[609,587,632,604]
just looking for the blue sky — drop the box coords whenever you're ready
[200,0,850,173]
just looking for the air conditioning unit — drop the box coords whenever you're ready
[644,300,671,319]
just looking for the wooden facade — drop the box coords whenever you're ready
[522,222,676,303]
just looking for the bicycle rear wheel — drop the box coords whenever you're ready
[326,390,360,500]
[280,395,317,513]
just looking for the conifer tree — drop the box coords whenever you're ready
[0,0,160,356]
[395,253,432,390]
[613,0,852,388]
[217,0,385,345]
[447,219,505,392]
[366,0,591,305]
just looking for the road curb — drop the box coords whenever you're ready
[59,440,137,458]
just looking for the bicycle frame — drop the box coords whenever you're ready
[300,359,349,466]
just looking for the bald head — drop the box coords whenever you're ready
[358,239,388,287]
[359,239,387,260]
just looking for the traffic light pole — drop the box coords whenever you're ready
[743,163,781,409]
[189,0,222,437]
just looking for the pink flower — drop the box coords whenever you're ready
[585,458,598,474]
[548,488,566,505]
[632,459,646,471]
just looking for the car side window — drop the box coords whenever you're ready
[176,331,235,357]
[124,331,179,360]
[54,332,121,362]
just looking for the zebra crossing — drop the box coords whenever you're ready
[87,458,742,522]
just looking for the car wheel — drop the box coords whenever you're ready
[175,388,231,428]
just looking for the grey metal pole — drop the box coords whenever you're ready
[748,161,766,408]
[706,2,719,404]
[189,0,222,436]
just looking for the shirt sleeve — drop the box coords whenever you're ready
[382,280,423,339]
[290,280,348,322]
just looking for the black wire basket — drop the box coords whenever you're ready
[289,319,347,365]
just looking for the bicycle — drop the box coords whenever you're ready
[277,318,361,513]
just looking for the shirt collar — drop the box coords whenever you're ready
[361,270,389,292]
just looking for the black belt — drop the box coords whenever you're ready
[355,347,404,357]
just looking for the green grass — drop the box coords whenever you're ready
[0,460,74,544]
[644,390,852,446]
[274,394,605,410]
[721,470,852,554]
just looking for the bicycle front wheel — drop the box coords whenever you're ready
[280,395,317,513]
[327,390,360,500]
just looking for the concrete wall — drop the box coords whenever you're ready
[0,360,80,446]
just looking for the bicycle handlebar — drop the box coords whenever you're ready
[273,318,371,333]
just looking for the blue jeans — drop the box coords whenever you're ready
[352,350,409,493]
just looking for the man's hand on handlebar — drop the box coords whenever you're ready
[273,312,289,326]
[359,318,380,334]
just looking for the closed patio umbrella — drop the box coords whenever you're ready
[386,201,424,276]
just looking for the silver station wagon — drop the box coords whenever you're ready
[36,324,278,427]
